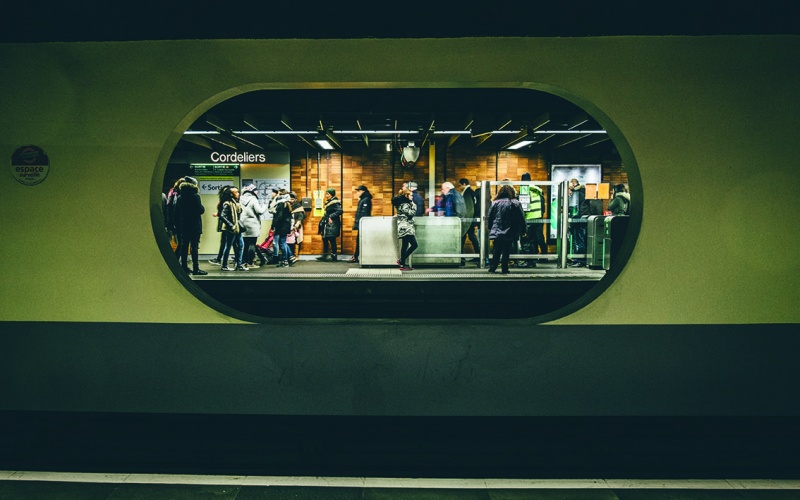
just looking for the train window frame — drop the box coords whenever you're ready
[151,86,641,323]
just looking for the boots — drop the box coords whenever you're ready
[330,254,337,261]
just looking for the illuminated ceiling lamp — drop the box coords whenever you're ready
[314,129,341,150]
[503,127,535,150]
[402,141,421,163]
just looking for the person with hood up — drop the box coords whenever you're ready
[174,176,207,275]
[348,184,373,263]
[239,183,268,268]
[487,184,527,274]
[393,187,418,271]
[607,183,631,216]
[317,188,343,261]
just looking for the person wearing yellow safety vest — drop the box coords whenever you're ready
[518,172,547,268]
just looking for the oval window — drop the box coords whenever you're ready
[154,87,639,321]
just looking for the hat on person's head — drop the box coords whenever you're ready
[271,187,279,193]
[326,188,336,196]
[289,191,297,199]
[243,183,257,193]
[407,181,418,190]
[183,176,198,185]
[355,184,367,192]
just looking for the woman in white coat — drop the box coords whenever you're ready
[239,184,267,268]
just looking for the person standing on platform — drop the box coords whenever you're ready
[458,178,480,266]
[218,186,246,271]
[271,190,295,267]
[518,172,547,268]
[164,178,182,260]
[317,188,343,261]
[568,178,588,267]
[348,184,372,263]
[487,184,526,274]
[404,181,426,217]
[174,176,207,275]
[288,192,305,264]
[393,187,418,271]
[429,181,458,216]
[608,183,631,216]
[239,183,267,268]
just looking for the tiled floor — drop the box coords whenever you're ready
[1,473,800,499]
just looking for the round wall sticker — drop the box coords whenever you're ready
[12,145,50,186]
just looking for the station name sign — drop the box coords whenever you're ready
[210,151,266,163]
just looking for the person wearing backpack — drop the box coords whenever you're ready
[608,184,631,216]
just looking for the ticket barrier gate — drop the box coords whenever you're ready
[603,215,630,270]
[587,215,606,269]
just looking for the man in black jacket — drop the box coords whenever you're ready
[349,185,373,263]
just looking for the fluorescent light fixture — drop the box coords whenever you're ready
[314,136,335,150]
[506,139,536,150]
[335,130,419,134]
[433,130,473,135]
[535,130,606,134]
[231,130,316,135]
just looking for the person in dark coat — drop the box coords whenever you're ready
[271,191,295,267]
[405,181,426,217]
[608,184,631,216]
[174,176,207,275]
[458,178,481,266]
[317,188,343,261]
[348,185,372,263]
[487,184,526,274]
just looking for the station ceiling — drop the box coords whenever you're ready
[3,2,796,43]
[179,87,615,159]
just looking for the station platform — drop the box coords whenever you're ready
[2,472,799,499]
[181,254,606,319]
[187,255,605,281]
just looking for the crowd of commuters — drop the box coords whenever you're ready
[165,175,628,275]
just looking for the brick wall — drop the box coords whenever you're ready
[290,146,627,256]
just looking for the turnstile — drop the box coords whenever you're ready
[602,215,630,270]
[587,215,606,269]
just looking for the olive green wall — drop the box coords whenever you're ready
[1,37,799,417]
[1,37,797,324]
